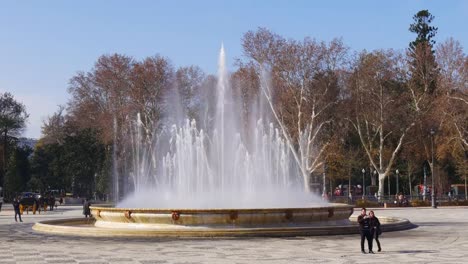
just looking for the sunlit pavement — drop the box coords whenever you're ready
[0,204,467,264]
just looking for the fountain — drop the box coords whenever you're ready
[33,46,413,237]
[116,45,322,210]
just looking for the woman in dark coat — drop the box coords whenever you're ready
[83,199,91,218]
[369,210,382,252]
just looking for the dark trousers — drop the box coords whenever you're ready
[14,210,22,222]
[374,230,381,250]
[360,229,373,251]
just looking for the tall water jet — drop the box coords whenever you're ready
[117,45,323,209]
[217,43,227,193]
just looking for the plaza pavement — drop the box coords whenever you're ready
[0,204,467,264]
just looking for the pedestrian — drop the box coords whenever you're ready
[83,198,91,218]
[357,207,373,254]
[36,197,41,214]
[33,198,38,214]
[369,210,382,252]
[13,197,23,222]
[38,195,44,213]
[59,197,63,206]
[49,195,55,211]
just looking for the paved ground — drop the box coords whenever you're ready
[0,204,467,264]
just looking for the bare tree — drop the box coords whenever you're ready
[241,28,348,191]
[175,65,205,122]
[347,50,415,199]
[130,55,174,141]
[67,54,134,144]
[41,105,67,145]
[436,38,468,148]
[436,38,468,192]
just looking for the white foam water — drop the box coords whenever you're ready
[117,46,325,209]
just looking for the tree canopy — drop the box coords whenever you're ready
[0,92,28,186]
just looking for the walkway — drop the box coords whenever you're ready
[0,205,467,263]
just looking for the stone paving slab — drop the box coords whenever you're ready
[0,205,467,263]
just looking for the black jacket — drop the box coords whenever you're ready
[13,200,20,212]
[83,201,91,215]
[358,214,371,231]
[370,216,381,234]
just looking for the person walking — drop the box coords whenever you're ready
[49,195,55,211]
[13,197,23,222]
[83,198,91,218]
[357,207,373,254]
[38,195,44,213]
[369,210,382,252]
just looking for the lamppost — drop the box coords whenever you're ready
[423,165,427,201]
[362,168,365,200]
[409,170,413,200]
[322,169,327,200]
[396,169,399,195]
[374,170,377,198]
[430,128,437,208]
[348,171,352,203]
[388,172,391,198]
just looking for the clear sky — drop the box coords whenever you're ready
[1,0,466,139]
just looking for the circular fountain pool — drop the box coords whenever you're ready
[32,204,414,237]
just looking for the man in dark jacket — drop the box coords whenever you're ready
[49,195,55,211]
[13,197,23,222]
[357,207,373,253]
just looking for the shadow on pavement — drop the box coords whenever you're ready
[417,222,468,227]
[395,250,438,254]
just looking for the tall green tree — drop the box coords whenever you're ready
[61,129,105,198]
[30,141,63,193]
[409,10,438,51]
[0,92,29,186]
[32,128,106,198]
[4,145,32,197]
[408,10,439,99]
[406,10,442,195]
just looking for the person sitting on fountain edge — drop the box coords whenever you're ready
[357,207,373,254]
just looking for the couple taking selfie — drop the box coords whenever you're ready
[357,208,382,254]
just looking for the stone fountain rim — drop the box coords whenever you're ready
[90,203,352,213]
[32,215,415,238]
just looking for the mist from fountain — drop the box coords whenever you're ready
[117,46,325,209]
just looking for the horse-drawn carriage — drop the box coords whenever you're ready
[19,192,44,214]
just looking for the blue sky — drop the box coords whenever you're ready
[1,0,466,138]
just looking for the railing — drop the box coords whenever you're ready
[328,194,468,206]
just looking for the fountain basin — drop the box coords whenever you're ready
[91,204,353,229]
[33,204,416,237]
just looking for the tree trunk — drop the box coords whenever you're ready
[370,166,376,186]
[377,173,388,200]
